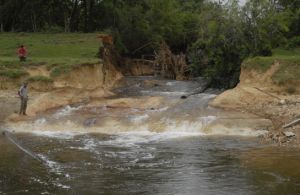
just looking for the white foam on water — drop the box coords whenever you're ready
[36,155,72,189]
[37,154,64,175]
[130,114,149,123]
[53,183,71,190]
[97,131,152,147]
[34,118,47,125]
[53,105,82,119]
[96,129,204,148]
[191,93,218,101]
[141,90,187,96]
[8,108,267,141]
[141,153,155,160]
[31,177,48,186]
[81,138,100,154]
[166,82,175,86]
[148,107,169,112]
[206,126,268,136]
[32,131,80,139]
[158,116,216,135]
[200,116,217,126]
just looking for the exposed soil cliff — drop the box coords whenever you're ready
[2,60,122,122]
[210,62,300,144]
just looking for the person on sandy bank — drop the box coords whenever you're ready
[17,45,28,62]
[18,82,28,115]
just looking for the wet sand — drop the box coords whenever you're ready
[0,90,19,125]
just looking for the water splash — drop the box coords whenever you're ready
[53,105,82,119]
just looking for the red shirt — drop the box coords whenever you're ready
[18,47,27,57]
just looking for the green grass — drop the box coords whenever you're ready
[272,60,300,85]
[50,64,73,77]
[243,57,275,73]
[0,33,102,78]
[0,69,28,79]
[242,48,300,86]
[26,75,53,83]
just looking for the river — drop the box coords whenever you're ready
[1,77,300,194]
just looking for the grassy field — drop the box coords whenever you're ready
[0,33,101,78]
[242,48,300,86]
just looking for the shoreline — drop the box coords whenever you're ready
[0,87,288,142]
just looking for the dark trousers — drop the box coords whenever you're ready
[20,97,28,115]
[19,56,26,62]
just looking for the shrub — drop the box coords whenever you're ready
[287,36,300,49]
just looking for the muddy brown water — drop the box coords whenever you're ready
[1,77,300,194]
[1,134,300,194]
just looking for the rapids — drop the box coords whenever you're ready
[1,76,300,194]
[5,77,271,136]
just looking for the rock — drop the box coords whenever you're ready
[283,131,296,138]
[83,118,97,127]
[279,99,287,105]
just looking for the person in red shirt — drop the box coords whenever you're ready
[17,45,27,62]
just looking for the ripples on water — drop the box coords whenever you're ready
[1,77,299,194]
[1,132,300,195]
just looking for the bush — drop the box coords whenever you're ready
[43,25,65,33]
[287,36,300,48]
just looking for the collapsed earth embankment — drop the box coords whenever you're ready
[210,56,300,144]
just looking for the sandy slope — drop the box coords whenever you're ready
[210,63,300,144]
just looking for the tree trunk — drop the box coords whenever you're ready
[31,14,37,32]
[69,0,79,32]
[64,13,70,32]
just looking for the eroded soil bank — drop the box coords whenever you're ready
[1,59,299,146]
[210,63,300,145]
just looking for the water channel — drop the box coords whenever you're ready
[1,77,300,194]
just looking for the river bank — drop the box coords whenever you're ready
[210,62,300,145]
[1,78,299,194]
[0,33,298,145]
[0,90,19,125]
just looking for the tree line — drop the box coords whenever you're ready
[1,0,299,87]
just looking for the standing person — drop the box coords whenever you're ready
[17,45,27,62]
[18,82,28,115]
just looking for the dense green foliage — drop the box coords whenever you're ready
[0,0,299,88]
